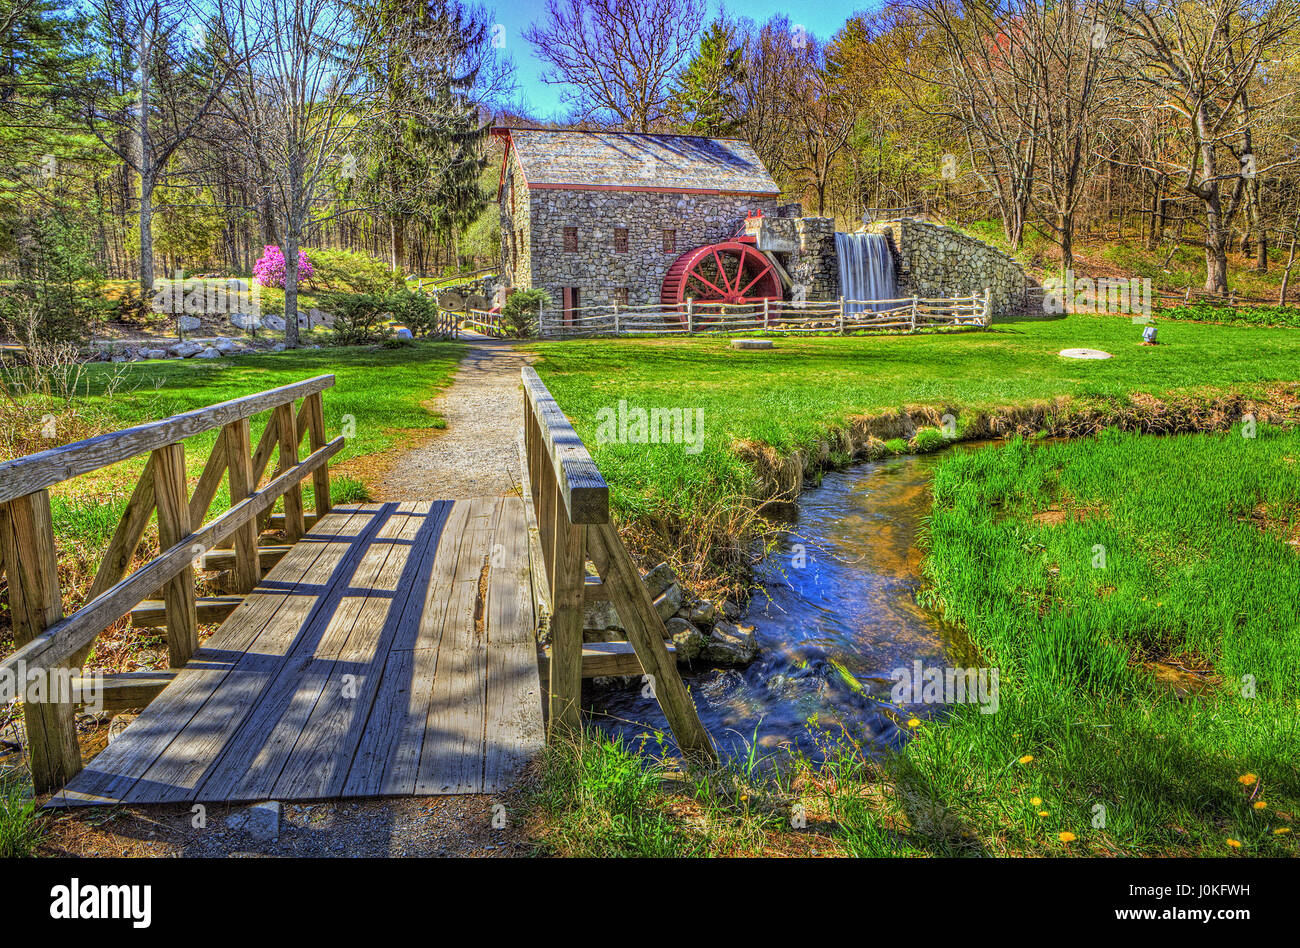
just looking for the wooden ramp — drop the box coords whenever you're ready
[52,498,543,806]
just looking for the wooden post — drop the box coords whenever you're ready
[983,285,993,326]
[223,417,262,593]
[839,296,846,334]
[305,391,331,517]
[910,296,918,332]
[763,297,770,330]
[0,491,83,791]
[275,402,306,542]
[151,442,199,668]
[686,297,694,334]
[548,505,585,736]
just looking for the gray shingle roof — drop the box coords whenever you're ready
[505,129,780,195]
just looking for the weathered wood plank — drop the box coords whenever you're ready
[0,491,82,792]
[588,521,715,763]
[51,506,374,806]
[275,402,306,543]
[520,367,609,524]
[130,595,243,629]
[223,417,262,593]
[548,503,585,737]
[152,442,198,668]
[199,545,289,572]
[416,498,498,794]
[0,375,334,505]
[305,391,331,518]
[186,434,229,527]
[483,498,543,790]
[72,670,177,711]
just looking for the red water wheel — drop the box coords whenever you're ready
[660,240,783,316]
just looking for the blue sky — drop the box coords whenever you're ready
[489,0,876,119]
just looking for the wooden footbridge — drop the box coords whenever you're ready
[0,369,713,805]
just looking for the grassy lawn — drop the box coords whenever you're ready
[528,314,1300,589]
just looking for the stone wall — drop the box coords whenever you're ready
[746,213,838,302]
[866,219,1027,315]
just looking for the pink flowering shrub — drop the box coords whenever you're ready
[253,245,315,288]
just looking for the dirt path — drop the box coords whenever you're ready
[370,334,534,501]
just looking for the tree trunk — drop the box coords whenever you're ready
[1059,211,1073,274]
[283,234,300,348]
[138,60,155,295]
[1279,204,1300,304]
[390,217,405,273]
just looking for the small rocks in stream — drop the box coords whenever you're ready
[642,562,677,598]
[653,583,683,622]
[702,620,758,665]
[665,617,706,662]
[688,600,718,625]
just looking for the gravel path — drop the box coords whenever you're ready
[371,334,535,500]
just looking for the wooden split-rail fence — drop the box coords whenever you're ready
[0,370,713,803]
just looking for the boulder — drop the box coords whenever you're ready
[178,315,202,332]
[642,562,677,599]
[702,620,758,665]
[665,617,705,662]
[230,313,261,331]
[308,308,333,328]
[196,347,222,358]
[688,600,718,625]
[214,336,240,354]
[653,583,683,623]
[225,801,280,841]
[141,348,168,360]
[263,314,286,331]
[271,342,286,352]
[169,341,204,358]
[583,599,623,633]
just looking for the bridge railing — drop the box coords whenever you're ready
[519,367,715,762]
[0,375,344,792]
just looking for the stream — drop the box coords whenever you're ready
[588,452,974,760]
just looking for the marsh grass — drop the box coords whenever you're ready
[0,774,44,857]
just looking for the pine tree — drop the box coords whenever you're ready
[667,20,744,137]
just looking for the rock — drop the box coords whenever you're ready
[143,348,169,360]
[393,327,413,340]
[225,801,280,841]
[308,308,333,328]
[642,562,677,599]
[264,314,286,331]
[214,336,240,354]
[720,599,742,620]
[688,600,717,625]
[653,583,683,622]
[271,342,286,352]
[702,620,758,665]
[666,617,705,662]
[583,599,622,633]
[230,313,261,331]
[169,340,204,358]
[196,347,222,358]
[178,315,202,332]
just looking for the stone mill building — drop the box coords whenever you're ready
[493,127,1029,321]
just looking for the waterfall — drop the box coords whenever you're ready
[835,233,897,315]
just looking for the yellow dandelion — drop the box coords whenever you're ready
[1058,831,1076,843]
[1019,754,1034,764]
[907,717,920,728]
[1253,801,1267,810]
[1226,838,1242,849]
[1038,810,1050,817]
[1274,827,1291,836]
[1030,796,1042,806]
[1239,773,1258,786]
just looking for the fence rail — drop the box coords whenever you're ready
[0,376,344,792]
[466,293,990,340]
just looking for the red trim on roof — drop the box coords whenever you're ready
[526,183,780,197]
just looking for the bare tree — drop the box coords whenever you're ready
[222,0,404,346]
[1114,0,1300,293]
[81,0,247,293]
[524,0,706,131]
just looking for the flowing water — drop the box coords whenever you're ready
[588,452,973,760]
[835,232,897,315]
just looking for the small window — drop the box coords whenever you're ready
[563,227,578,252]
[614,287,630,307]
[662,228,677,253]
[614,228,629,253]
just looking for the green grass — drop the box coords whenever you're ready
[527,315,1299,587]
[1155,302,1300,329]
[887,425,1300,856]
[0,776,44,857]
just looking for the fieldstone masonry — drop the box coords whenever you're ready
[866,218,1027,315]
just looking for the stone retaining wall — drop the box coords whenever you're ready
[867,219,1028,315]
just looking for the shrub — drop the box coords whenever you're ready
[317,292,390,346]
[307,248,401,294]
[253,245,314,288]
[0,213,108,344]
[500,288,549,338]
[385,288,443,337]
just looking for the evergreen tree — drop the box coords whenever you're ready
[667,19,744,137]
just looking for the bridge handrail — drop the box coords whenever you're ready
[520,367,608,525]
[0,375,343,792]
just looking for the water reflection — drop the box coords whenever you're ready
[587,452,972,760]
